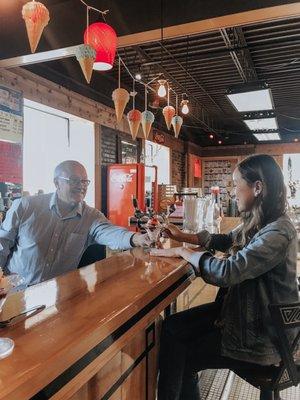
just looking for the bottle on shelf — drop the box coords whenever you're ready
[205,186,222,234]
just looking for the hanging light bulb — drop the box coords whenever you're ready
[181,99,189,115]
[209,134,214,139]
[157,79,167,97]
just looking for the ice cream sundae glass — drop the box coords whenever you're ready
[0,268,24,359]
[142,216,164,248]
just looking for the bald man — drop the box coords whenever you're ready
[0,160,150,285]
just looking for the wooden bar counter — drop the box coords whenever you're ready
[0,217,239,400]
[0,248,194,400]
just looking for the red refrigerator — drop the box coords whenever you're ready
[107,163,146,228]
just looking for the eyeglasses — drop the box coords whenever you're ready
[58,176,91,186]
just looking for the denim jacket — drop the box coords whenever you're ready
[191,214,299,365]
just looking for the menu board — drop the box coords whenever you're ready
[0,85,23,143]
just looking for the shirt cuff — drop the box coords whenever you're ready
[188,251,211,276]
[196,230,211,248]
[129,234,136,248]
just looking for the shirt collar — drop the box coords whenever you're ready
[49,192,83,217]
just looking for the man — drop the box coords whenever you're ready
[0,160,150,285]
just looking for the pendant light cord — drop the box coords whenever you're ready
[79,0,109,18]
[184,36,189,94]
[160,0,163,69]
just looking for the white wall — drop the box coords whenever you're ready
[23,99,95,206]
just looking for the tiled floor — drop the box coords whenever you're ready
[201,369,300,400]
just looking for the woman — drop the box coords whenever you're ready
[151,154,299,400]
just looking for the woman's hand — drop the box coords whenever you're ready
[150,246,183,258]
[162,224,200,245]
[150,246,200,266]
[162,224,184,241]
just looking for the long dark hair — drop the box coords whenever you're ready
[232,154,287,253]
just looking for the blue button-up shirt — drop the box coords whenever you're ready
[0,193,133,285]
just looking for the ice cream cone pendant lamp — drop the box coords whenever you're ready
[127,80,141,140]
[171,94,183,138]
[162,83,175,130]
[22,1,50,53]
[75,44,96,83]
[141,86,154,139]
[112,58,130,123]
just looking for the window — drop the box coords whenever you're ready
[23,99,95,206]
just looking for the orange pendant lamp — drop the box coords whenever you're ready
[84,22,117,71]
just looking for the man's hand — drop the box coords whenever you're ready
[131,233,153,247]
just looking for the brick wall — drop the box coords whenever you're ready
[171,150,186,190]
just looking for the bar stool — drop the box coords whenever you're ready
[233,302,300,400]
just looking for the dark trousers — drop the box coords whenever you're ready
[157,302,267,400]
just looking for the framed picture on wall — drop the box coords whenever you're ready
[120,140,138,164]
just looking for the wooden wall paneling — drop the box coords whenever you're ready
[256,143,300,155]
[201,143,300,159]
[0,68,131,135]
[148,130,185,154]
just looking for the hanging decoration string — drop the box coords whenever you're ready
[160,0,164,69]
[167,82,170,106]
[79,0,109,17]
[86,4,89,43]
[175,94,178,114]
[184,35,189,93]
[132,79,136,109]
[118,57,121,88]
[145,85,147,110]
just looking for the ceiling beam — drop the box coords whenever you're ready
[0,46,78,69]
[219,27,258,82]
[117,4,300,48]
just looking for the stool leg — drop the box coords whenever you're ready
[274,388,283,400]
[260,389,274,400]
